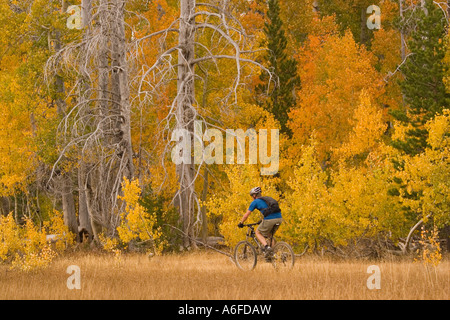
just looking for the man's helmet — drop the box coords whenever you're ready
[249,186,262,196]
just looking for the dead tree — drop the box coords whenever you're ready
[133,0,271,249]
[46,0,270,247]
[47,0,78,239]
[45,0,135,241]
[76,0,93,240]
[174,0,197,248]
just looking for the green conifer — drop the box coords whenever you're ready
[256,0,300,136]
[391,0,449,156]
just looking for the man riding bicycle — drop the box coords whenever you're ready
[237,187,283,253]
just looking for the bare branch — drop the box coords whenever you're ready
[383,52,413,83]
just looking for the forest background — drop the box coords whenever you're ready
[0,0,449,271]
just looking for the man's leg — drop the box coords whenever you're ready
[269,220,282,247]
[255,229,268,247]
[257,218,282,249]
[269,237,275,247]
[256,220,272,250]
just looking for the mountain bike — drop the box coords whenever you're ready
[233,220,295,271]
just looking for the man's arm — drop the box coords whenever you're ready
[240,210,252,224]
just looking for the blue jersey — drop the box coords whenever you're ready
[248,198,282,220]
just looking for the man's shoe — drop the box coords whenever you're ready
[264,246,273,261]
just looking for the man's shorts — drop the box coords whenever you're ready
[257,218,283,237]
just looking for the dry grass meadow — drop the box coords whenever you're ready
[0,250,448,300]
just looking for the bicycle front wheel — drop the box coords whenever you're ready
[271,241,295,270]
[233,240,257,271]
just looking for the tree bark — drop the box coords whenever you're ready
[78,164,92,238]
[176,0,198,249]
[84,170,102,242]
[399,0,406,60]
[81,0,134,237]
[448,0,450,21]
[61,174,78,237]
[360,6,367,45]
[115,0,134,181]
[403,214,431,253]
[201,166,208,243]
[52,0,78,238]
[77,0,93,240]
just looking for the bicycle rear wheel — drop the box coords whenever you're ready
[233,240,257,271]
[271,241,295,270]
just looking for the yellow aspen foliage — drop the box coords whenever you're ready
[117,178,165,254]
[0,210,71,271]
[370,0,403,118]
[334,90,387,163]
[415,225,442,268]
[396,110,450,226]
[282,141,330,250]
[98,233,122,264]
[43,210,75,252]
[371,27,402,75]
[11,217,56,271]
[330,159,405,243]
[427,109,449,150]
[234,0,265,35]
[283,137,405,251]
[289,29,384,164]
[278,0,317,47]
[0,71,38,196]
[0,213,20,261]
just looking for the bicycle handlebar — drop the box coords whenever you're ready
[242,220,262,227]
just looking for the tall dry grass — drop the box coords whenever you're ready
[0,251,448,299]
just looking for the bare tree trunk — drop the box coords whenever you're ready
[125,0,271,249]
[448,0,450,21]
[14,195,18,224]
[176,0,198,249]
[201,166,208,243]
[98,0,110,133]
[400,0,406,60]
[360,6,367,45]
[61,174,78,237]
[0,197,10,216]
[78,164,92,238]
[45,0,136,241]
[78,0,134,238]
[115,0,134,181]
[81,0,92,27]
[77,0,93,240]
[52,0,78,238]
[312,0,319,12]
[84,170,102,242]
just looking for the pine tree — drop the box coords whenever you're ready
[388,1,449,226]
[256,0,300,136]
[391,0,450,156]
